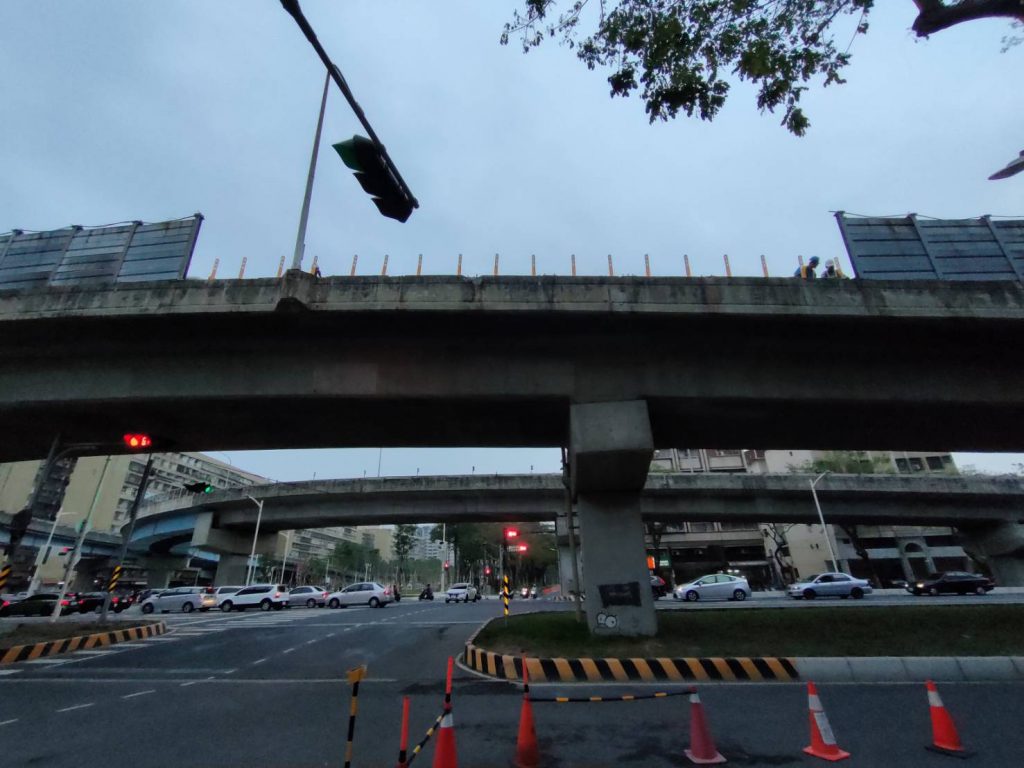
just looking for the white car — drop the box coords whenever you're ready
[673,574,751,602]
[209,585,243,608]
[218,584,289,612]
[326,582,393,609]
[140,586,217,614]
[445,583,479,603]
[787,572,872,600]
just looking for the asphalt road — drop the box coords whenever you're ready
[1,599,1022,767]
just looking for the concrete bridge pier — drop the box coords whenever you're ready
[143,556,187,589]
[213,553,250,586]
[554,510,582,598]
[570,400,656,636]
[959,522,1024,586]
[190,512,276,587]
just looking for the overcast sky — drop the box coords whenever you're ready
[2,2,1021,480]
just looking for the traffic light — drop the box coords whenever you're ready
[183,481,214,494]
[333,135,414,222]
[504,527,519,540]
[443,561,450,571]
[484,566,492,576]
[123,433,152,450]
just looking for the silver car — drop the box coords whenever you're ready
[673,573,751,602]
[288,585,328,608]
[326,582,393,609]
[141,586,216,613]
[787,572,872,600]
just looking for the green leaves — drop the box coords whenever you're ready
[503,0,876,135]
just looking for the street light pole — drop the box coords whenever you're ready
[809,471,840,573]
[245,495,265,586]
[280,530,293,587]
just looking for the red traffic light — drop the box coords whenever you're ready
[504,528,519,539]
[123,433,152,450]
[484,566,492,575]
[443,561,450,570]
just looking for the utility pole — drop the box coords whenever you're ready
[100,454,154,623]
[26,509,70,596]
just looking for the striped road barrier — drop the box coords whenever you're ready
[0,621,167,664]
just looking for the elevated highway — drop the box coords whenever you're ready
[2,273,1024,462]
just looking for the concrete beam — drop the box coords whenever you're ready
[2,276,1024,461]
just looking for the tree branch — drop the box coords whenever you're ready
[913,0,1024,37]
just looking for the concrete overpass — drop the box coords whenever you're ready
[2,273,1024,462]
[6,272,1024,634]
[131,472,1024,587]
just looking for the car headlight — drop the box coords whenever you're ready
[915,583,924,588]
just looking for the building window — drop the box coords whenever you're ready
[926,456,944,470]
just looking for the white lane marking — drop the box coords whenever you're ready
[22,658,69,665]
[121,689,156,699]
[0,719,18,726]
[179,681,198,687]
[282,648,296,654]
[252,658,267,665]
[325,633,335,638]
[0,670,20,676]
[304,639,316,645]
[57,703,95,713]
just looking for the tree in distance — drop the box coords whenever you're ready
[502,1,1024,135]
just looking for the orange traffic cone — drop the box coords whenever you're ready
[685,688,726,764]
[432,657,458,768]
[515,658,539,768]
[803,682,850,762]
[925,680,969,756]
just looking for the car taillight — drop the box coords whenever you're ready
[322,592,328,598]
[112,597,119,604]
[1,601,8,608]
[61,600,70,606]
[274,592,281,598]
[384,587,392,595]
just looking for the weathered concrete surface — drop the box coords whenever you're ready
[2,274,1024,461]
[570,401,657,636]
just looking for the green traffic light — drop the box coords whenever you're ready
[203,484,214,493]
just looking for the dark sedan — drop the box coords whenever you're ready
[74,592,127,614]
[0,592,77,617]
[907,571,994,596]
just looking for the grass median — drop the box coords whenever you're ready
[475,606,1024,658]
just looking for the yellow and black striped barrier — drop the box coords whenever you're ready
[0,621,166,664]
[0,563,11,592]
[405,711,445,765]
[343,665,366,768]
[107,564,123,592]
[502,575,510,618]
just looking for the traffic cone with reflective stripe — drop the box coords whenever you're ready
[515,659,539,768]
[803,682,850,762]
[925,680,968,756]
[685,688,726,764]
[432,657,457,768]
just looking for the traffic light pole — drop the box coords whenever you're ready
[50,456,112,622]
[278,0,418,211]
[290,69,330,272]
[100,454,154,624]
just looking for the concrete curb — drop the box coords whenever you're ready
[464,619,1024,684]
[0,621,167,664]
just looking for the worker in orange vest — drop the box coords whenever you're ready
[794,256,820,279]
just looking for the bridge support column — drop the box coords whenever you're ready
[570,400,655,636]
[143,557,184,589]
[554,513,582,598]
[959,522,1024,586]
[214,554,250,586]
